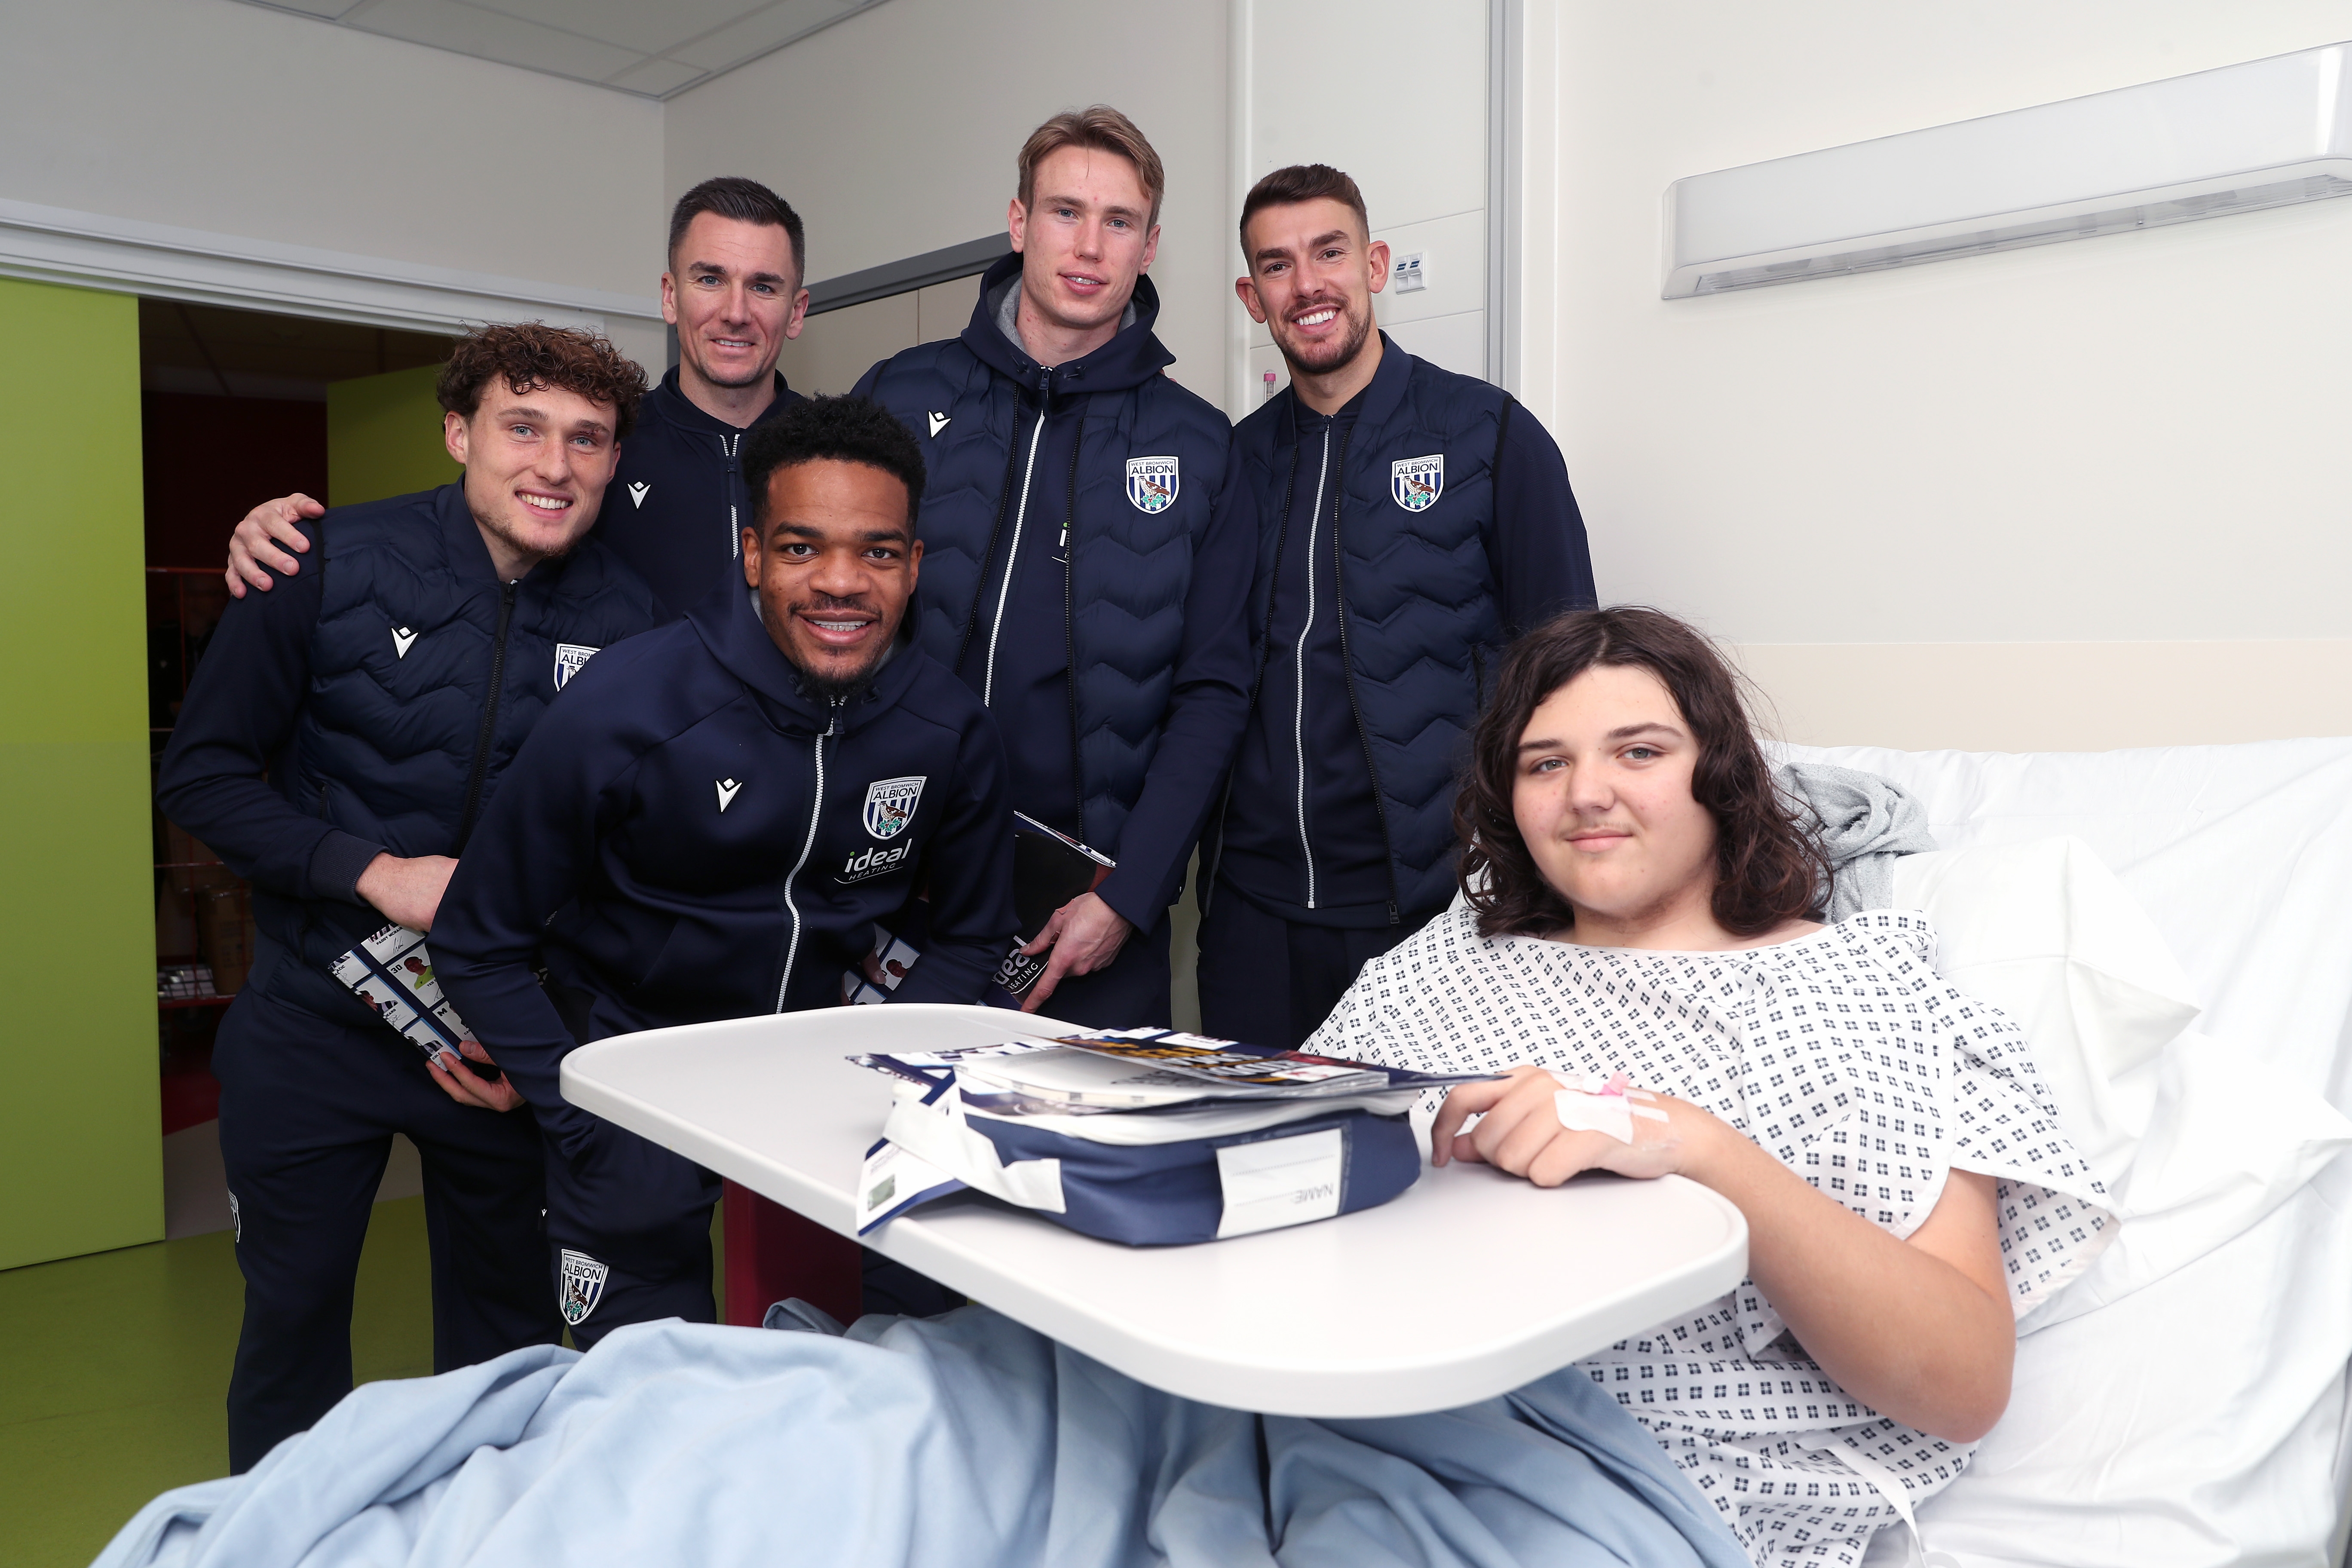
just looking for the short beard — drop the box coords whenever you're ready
[793,657,883,706]
[1278,300,1376,377]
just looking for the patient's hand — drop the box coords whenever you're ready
[1430,1065,1705,1185]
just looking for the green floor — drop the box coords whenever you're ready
[0,1200,438,1567]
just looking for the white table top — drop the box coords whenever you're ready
[562,1003,1748,1418]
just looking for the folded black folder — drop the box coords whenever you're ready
[995,812,1114,997]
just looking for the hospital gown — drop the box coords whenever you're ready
[1308,907,2115,1568]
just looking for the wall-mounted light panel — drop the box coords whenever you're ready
[1664,42,2352,298]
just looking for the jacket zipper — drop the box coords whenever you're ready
[1292,425,1334,908]
[1059,414,1087,837]
[774,699,840,1010]
[982,382,1050,706]
[452,581,518,853]
[1328,432,1405,925]
[724,432,744,560]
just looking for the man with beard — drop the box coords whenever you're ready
[852,106,1252,1026]
[155,323,663,1470]
[1198,164,1596,1050]
[225,178,811,619]
[430,395,1014,1344]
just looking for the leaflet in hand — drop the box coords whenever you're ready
[330,922,474,1065]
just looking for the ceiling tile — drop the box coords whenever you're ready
[603,57,710,96]
[462,0,767,58]
[345,0,645,83]
[254,0,371,16]
[667,0,868,73]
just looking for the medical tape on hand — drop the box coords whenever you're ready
[1550,1070,1668,1144]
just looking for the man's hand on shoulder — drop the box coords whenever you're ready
[355,853,457,931]
[225,493,323,597]
[1018,891,1133,1013]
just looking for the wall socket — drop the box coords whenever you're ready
[1391,251,1428,293]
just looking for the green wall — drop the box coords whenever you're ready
[327,363,459,507]
[0,279,161,1269]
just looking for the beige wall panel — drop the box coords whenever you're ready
[1735,640,2352,753]
[776,293,919,398]
[665,0,1230,406]
[1520,0,2352,662]
[917,276,983,346]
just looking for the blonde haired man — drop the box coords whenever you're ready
[853,107,1253,1028]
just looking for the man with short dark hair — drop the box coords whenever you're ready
[431,395,1015,1344]
[156,323,665,1470]
[854,106,1253,1026]
[1199,163,1596,1049]
[227,177,812,618]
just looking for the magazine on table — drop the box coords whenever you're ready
[847,1028,1494,1118]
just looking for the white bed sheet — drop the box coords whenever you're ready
[1788,739,2352,1567]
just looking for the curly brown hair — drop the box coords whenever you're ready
[435,322,648,441]
[1454,606,1828,939]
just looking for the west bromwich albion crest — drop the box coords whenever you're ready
[863,775,925,840]
[557,1248,608,1326]
[1126,455,1179,514]
[552,643,599,691]
[1391,455,1444,512]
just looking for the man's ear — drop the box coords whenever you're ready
[1367,238,1393,295]
[1007,196,1028,253]
[741,522,761,588]
[444,410,469,466]
[905,536,922,592]
[1234,274,1268,325]
[659,269,680,327]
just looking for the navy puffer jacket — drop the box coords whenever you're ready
[1229,346,1516,916]
[854,254,1236,869]
[158,484,663,1022]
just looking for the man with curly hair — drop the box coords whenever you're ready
[156,322,664,1472]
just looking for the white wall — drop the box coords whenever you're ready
[1519,0,2352,747]
[662,0,1231,407]
[1240,0,1491,410]
[0,0,668,368]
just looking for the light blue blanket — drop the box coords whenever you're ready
[93,1306,1750,1568]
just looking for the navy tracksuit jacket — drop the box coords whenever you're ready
[596,368,803,618]
[154,482,662,1466]
[431,582,1015,1328]
[853,255,1252,1024]
[1200,340,1595,1047]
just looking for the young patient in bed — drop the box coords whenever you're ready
[1306,606,2113,1568]
[92,608,2114,1568]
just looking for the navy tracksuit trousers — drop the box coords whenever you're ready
[212,986,561,1471]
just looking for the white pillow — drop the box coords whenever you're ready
[1890,836,2352,1326]
[1891,837,2200,1186]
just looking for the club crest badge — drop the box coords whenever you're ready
[557,1249,608,1326]
[552,643,599,692]
[1391,455,1444,512]
[862,775,925,840]
[1126,455,1179,513]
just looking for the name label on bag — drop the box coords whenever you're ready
[1214,1127,1345,1238]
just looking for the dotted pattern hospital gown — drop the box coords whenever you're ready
[1307,907,2114,1568]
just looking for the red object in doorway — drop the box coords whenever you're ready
[722,1179,862,1328]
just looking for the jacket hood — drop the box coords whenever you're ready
[957,251,1176,401]
[645,366,797,438]
[686,576,922,737]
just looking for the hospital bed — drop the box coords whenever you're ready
[570,735,2352,1568]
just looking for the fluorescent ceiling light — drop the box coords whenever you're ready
[1664,42,2352,298]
